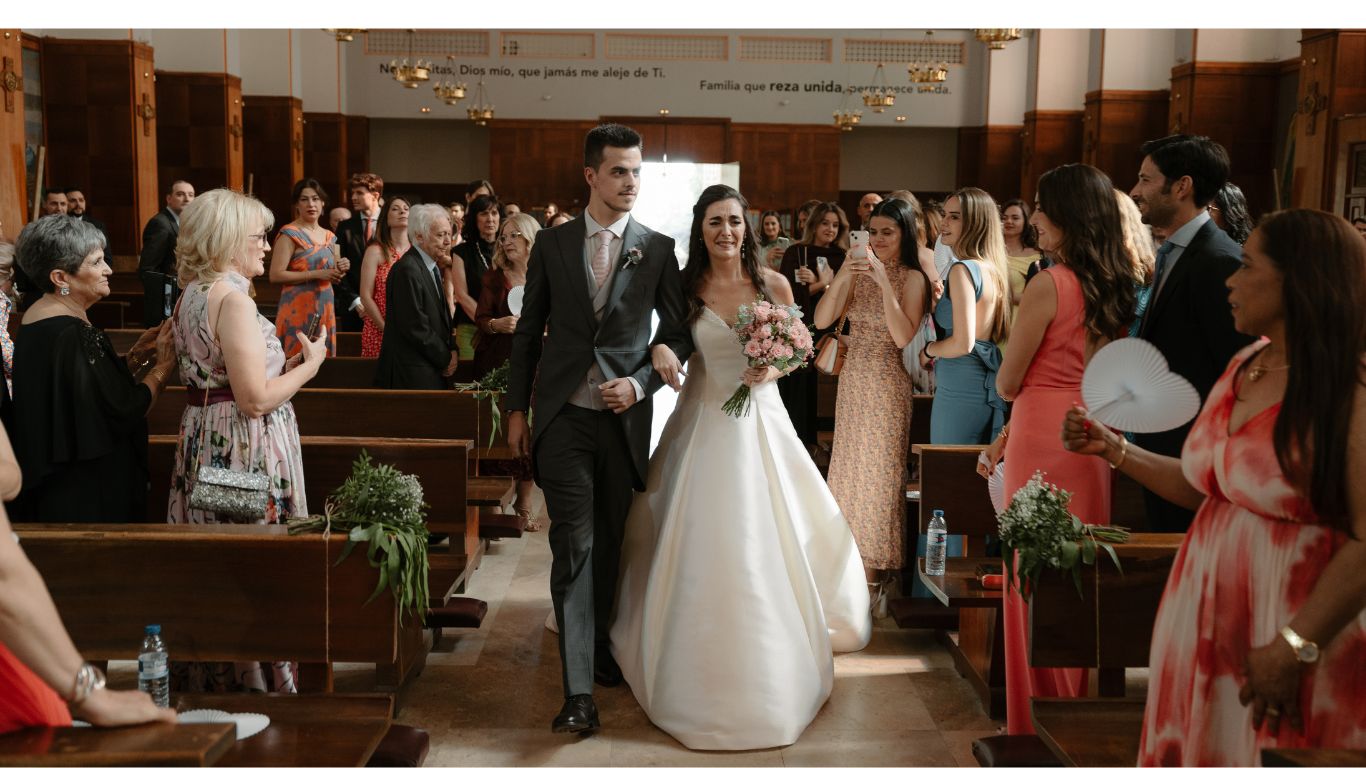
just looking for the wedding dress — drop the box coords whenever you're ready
[609,305,872,751]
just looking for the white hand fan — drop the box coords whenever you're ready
[178,709,271,740]
[1081,338,1200,433]
[507,285,525,315]
[987,460,1007,512]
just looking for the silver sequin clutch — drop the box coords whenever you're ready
[189,466,270,522]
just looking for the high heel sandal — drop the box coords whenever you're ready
[867,580,889,619]
[515,506,543,533]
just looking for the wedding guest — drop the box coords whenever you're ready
[167,188,324,693]
[359,196,411,358]
[991,164,1145,735]
[327,206,351,232]
[1209,181,1253,245]
[921,187,1010,444]
[335,172,384,333]
[504,203,522,217]
[137,180,195,328]
[39,190,67,217]
[64,187,106,238]
[375,204,458,389]
[1115,190,1158,336]
[1001,198,1041,317]
[1,417,176,732]
[271,178,340,358]
[452,194,501,360]
[856,192,882,229]
[475,213,542,531]
[465,179,495,203]
[1063,209,1366,765]
[757,210,790,271]
[889,190,943,293]
[1353,216,1366,239]
[8,215,176,523]
[542,202,559,226]
[448,201,466,248]
[794,198,821,241]
[549,212,572,227]
[776,201,847,444]
[0,243,16,394]
[816,198,931,615]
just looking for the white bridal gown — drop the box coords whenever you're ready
[609,306,872,751]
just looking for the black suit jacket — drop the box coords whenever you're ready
[1137,218,1256,459]
[374,248,455,390]
[137,209,178,275]
[333,214,371,331]
[71,213,108,240]
[505,215,694,489]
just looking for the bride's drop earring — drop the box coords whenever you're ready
[60,285,70,296]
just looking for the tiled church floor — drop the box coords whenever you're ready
[354,493,1006,767]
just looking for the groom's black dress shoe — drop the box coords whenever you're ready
[551,694,600,734]
[594,648,623,687]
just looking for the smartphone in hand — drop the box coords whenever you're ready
[849,230,870,264]
[304,314,322,342]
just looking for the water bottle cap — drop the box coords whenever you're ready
[145,624,161,635]
[932,509,944,517]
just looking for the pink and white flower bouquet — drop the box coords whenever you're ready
[722,300,814,417]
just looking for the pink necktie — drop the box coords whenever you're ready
[364,216,375,242]
[592,230,613,289]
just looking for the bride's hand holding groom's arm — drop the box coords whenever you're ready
[652,344,685,392]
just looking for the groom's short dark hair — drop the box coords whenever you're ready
[585,123,642,170]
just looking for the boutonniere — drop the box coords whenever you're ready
[621,247,644,271]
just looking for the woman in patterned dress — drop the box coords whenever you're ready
[0,242,17,394]
[816,198,933,615]
[359,196,411,358]
[271,178,339,358]
[776,202,846,445]
[168,188,327,693]
[1064,209,1366,766]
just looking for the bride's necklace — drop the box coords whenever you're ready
[1247,363,1290,382]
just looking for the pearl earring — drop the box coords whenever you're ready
[60,285,70,296]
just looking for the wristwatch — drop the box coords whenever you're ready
[1279,625,1320,663]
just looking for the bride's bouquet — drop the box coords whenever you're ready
[998,470,1130,600]
[722,300,814,418]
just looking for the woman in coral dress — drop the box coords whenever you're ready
[359,196,410,358]
[271,179,339,358]
[1064,209,1366,765]
[991,165,1146,735]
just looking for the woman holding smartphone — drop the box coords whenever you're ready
[776,202,847,444]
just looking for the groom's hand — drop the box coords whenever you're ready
[599,378,638,414]
[507,411,531,459]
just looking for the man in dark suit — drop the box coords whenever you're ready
[64,187,107,238]
[374,203,457,390]
[334,172,384,333]
[506,124,694,735]
[39,190,67,217]
[1132,134,1256,532]
[137,180,195,328]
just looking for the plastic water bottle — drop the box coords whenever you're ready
[138,624,170,708]
[926,509,948,577]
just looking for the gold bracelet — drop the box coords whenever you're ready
[1109,434,1129,470]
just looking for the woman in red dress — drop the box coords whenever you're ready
[359,196,411,358]
[1064,209,1366,765]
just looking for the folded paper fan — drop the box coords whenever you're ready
[987,460,1007,512]
[178,709,271,740]
[1082,338,1200,433]
[507,285,525,316]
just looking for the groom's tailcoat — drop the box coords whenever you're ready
[505,214,693,489]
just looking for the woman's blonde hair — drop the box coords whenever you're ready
[493,213,542,271]
[176,188,274,286]
[1113,189,1156,285]
[949,187,1011,343]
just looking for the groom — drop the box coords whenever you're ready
[506,123,694,734]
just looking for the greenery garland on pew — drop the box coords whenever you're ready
[289,451,430,624]
[997,470,1130,600]
[452,361,514,448]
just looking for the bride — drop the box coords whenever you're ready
[609,184,871,751]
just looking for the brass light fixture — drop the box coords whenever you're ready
[323,29,366,43]
[860,63,896,113]
[833,87,862,132]
[389,30,432,89]
[974,29,1022,50]
[433,57,467,105]
[908,30,950,83]
[467,81,495,126]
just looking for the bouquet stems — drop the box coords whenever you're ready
[722,384,752,417]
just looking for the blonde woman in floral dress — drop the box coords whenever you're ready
[167,188,326,692]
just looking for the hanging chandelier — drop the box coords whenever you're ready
[908,31,950,84]
[860,63,896,113]
[434,57,467,105]
[974,29,1022,50]
[389,30,432,89]
[467,81,495,126]
[323,29,365,43]
[833,86,862,132]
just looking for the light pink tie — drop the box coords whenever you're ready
[592,230,613,289]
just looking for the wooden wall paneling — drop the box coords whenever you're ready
[1331,114,1366,220]
[1081,90,1169,194]
[40,39,159,260]
[1172,62,1281,217]
[726,123,840,213]
[1291,30,1366,210]
[243,95,303,229]
[154,72,240,201]
[0,30,26,235]
[303,111,347,205]
[956,126,1023,203]
[345,115,369,177]
[1020,111,1084,203]
[599,116,728,165]
[226,77,243,191]
[487,119,599,213]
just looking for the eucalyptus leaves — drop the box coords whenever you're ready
[998,471,1130,600]
[453,360,511,448]
[289,451,430,623]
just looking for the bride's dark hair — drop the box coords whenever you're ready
[681,184,769,322]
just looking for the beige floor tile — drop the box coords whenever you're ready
[906,669,1000,732]
[780,729,957,766]
[609,725,785,767]
[423,727,614,767]
[808,672,937,732]
[939,728,1002,767]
